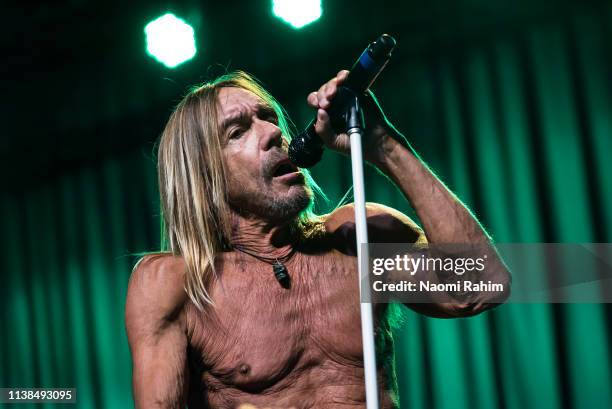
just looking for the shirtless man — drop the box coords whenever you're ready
[125,70,511,408]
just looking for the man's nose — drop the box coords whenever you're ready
[258,119,283,151]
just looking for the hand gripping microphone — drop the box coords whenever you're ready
[288,34,397,168]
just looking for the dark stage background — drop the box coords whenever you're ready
[2,0,612,408]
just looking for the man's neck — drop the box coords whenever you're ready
[229,212,298,259]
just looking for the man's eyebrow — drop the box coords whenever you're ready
[221,103,276,130]
[221,110,249,130]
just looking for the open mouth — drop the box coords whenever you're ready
[271,159,299,178]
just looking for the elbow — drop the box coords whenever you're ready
[450,272,512,318]
[478,263,512,305]
[492,266,512,304]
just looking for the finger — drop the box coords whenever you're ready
[318,84,331,109]
[314,109,334,141]
[319,80,337,109]
[307,91,319,108]
[336,69,349,83]
[324,78,338,100]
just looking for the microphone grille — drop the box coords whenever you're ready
[289,131,324,168]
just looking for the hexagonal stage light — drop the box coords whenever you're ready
[144,13,196,68]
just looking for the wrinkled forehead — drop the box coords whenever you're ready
[216,87,270,122]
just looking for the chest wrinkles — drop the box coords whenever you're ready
[185,249,390,396]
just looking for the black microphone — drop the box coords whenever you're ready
[288,34,397,168]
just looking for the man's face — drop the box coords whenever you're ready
[217,87,311,222]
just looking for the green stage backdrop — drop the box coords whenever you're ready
[2,8,612,409]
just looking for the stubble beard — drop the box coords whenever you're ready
[229,180,313,224]
[266,184,313,222]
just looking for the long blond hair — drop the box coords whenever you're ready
[156,71,326,310]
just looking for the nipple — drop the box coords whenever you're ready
[238,364,250,375]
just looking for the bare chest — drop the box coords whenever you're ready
[186,250,376,394]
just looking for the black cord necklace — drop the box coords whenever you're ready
[233,245,296,288]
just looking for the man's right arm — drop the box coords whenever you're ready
[125,255,190,409]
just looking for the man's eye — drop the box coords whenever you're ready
[229,128,244,139]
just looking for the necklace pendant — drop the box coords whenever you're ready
[272,260,290,288]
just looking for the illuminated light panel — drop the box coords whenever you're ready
[144,13,196,68]
[272,0,322,29]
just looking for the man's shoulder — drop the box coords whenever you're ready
[324,202,404,230]
[324,202,421,237]
[125,253,188,326]
[322,202,424,254]
[131,253,187,279]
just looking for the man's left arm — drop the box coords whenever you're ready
[308,70,511,318]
